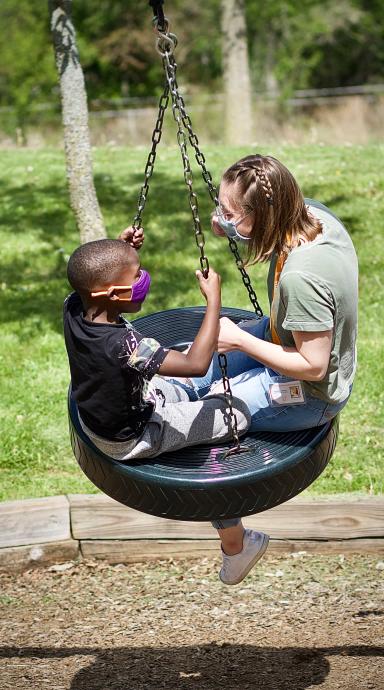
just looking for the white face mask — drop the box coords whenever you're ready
[214,206,251,243]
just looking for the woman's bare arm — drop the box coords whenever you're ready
[217,317,332,381]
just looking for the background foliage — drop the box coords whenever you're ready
[1,0,384,135]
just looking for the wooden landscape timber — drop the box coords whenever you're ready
[0,495,71,547]
[0,494,383,572]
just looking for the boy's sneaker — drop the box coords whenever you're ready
[219,529,269,585]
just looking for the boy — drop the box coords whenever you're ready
[64,236,250,459]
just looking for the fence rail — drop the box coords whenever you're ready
[1,83,384,116]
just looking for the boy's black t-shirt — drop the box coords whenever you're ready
[63,292,169,441]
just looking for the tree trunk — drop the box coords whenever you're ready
[221,0,253,145]
[265,31,279,96]
[49,0,106,243]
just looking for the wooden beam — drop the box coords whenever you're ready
[0,540,79,572]
[81,538,384,563]
[69,494,384,541]
[0,496,71,548]
[0,493,382,572]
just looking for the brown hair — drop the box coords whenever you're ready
[222,154,322,263]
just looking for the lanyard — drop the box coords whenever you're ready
[270,252,288,346]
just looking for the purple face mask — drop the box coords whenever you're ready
[90,269,151,302]
[130,269,151,303]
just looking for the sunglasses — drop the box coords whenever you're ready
[90,270,145,302]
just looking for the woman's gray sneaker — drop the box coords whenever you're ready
[219,529,270,585]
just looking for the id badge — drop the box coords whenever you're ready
[268,378,306,406]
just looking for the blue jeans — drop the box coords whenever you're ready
[169,316,350,529]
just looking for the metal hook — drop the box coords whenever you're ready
[149,0,167,32]
[152,15,169,34]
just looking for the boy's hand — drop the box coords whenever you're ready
[118,226,144,249]
[195,268,221,303]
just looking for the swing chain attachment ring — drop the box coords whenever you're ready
[156,30,178,57]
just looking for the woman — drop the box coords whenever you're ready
[181,154,358,585]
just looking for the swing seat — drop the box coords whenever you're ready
[61,4,342,522]
[68,307,339,521]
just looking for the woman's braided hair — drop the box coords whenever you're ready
[250,165,274,206]
[222,154,321,263]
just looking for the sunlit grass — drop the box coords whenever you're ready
[0,144,383,500]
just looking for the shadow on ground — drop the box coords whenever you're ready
[1,643,383,689]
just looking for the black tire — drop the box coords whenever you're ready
[68,307,339,521]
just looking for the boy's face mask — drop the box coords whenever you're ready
[214,206,251,244]
[129,269,151,303]
[90,269,151,303]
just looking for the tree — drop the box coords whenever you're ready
[245,0,369,96]
[70,0,222,101]
[49,0,105,243]
[221,0,253,145]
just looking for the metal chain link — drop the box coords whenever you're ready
[134,18,256,453]
[166,53,263,318]
[168,53,218,206]
[137,18,264,319]
[218,354,244,453]
[157,35,246,452]
[161,49,210,275]
[227,239,264,317]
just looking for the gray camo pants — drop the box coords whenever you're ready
[79,376,250,531]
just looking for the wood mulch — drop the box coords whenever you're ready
[1,552,383,689]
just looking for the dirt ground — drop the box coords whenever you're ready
[0,552,383,690]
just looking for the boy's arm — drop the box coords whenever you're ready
[158,269,221,377]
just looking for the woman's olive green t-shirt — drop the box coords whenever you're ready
[266,198,358,404]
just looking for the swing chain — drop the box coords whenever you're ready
[218,353,243,454]
[139,18,264,319]
[167,54,218,206]
[133,83,170,230]
[161,48,264,318]
[227,240,264,317]
[138,15,255,453]
[159,36,246,452]
[162,49,210,275]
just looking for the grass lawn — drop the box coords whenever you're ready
[0,143,383,501]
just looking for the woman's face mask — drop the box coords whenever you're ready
[214,205,251,244]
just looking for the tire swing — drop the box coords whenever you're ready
[68,1,339,522]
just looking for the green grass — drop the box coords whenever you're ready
[0,144,383,501]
